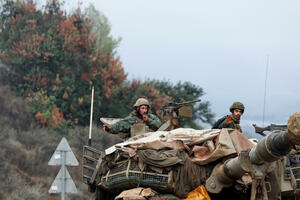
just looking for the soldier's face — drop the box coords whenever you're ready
[232,109,243,120]
[139,105,148,115]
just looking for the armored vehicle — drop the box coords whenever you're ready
[82,108,300,200]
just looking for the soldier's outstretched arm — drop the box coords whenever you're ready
[110,117,136,134]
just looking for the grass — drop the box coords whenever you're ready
[0,120,121,199]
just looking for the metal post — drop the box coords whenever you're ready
[61,150,66,200]
[88,86,94,146]
[48,137,78,197]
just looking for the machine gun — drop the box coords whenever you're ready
[158,99,201,131]
[253,123,287,136]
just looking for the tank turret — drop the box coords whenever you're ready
[206,111,300,199]
[83,110,300,200]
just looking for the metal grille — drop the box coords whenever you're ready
[288,154,300,190]
[128,170,169,186]
[101,158,171,191]
[291,167,300,190]
[105,160,131,187]
[292,168,300,179]
[297,181,300,190]
[82,145,103,184]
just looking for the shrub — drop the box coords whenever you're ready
[0,84,30,131]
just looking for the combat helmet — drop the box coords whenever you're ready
[133,98,150,108]
[230,102,245,113]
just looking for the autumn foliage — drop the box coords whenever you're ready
[0,0,214,129]
[0,0,126,127]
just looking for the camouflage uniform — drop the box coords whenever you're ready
[109,110,161,134]
[212,102,244,132]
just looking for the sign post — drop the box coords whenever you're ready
[48,137,78,199]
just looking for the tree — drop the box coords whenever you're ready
[0,0,126,127]
[100,79,214,129]
[98,79,171,119]
[0,0,215,129]
[150,80,215,129]
[85,4,121,56]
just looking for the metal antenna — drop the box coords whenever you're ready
[88,86,94,146]
[262,55,270,126]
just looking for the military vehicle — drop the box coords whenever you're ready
[82,102,300,200]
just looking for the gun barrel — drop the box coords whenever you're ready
[206,111,300,194]
[253,124,287,135]
[269,124,287,131]
[176,99,201,106]
[249,131,291,164]
[206,131,294,193]
[161,99,201,110]
[223,131,292,179]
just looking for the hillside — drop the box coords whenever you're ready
[0,124,122,200]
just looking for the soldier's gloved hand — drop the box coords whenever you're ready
[225,116,233,125]
[142,114,149,121]
[103,124,111,132]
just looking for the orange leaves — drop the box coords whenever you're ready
[0,0,130,127]
[62,91,68,99]
[35,107,65,128]
[100,56,126,99]
[40,77,47,87]
[58,14,93,52]
[35,111,42,120]
[24,74,48,89]
[8,15,22,30]
[91,66,101,79]
[120,80,171,114]
[80,73,90,82]
[21,0,37,14]
[23,76,31,81]
[78,97,84,105]
[11,33,45,59]
[59,19,76,36]
[43,52,54,62]
[50,107,65,127]
[25,19,37,30]
[58,19,77,49]
[140,83,170,112]
[35,112,46,128]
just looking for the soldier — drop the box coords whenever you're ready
[212,101,244,132]
[103,98,161,137]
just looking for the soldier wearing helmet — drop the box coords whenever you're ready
[212,102,245,132]
[103,98,161,137]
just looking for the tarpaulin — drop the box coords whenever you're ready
[115,187,158,200]
[191,129,236,165]
[137,149,186,168]
[105,128,254,166]
[170,157,209,198]
[105,129,220,155]
[181,185,211,200]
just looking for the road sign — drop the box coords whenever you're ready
[48,137,78,199]
[48,137,78,166]
[48,166,77,194]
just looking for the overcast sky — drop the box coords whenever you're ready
[67,0,300,128]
